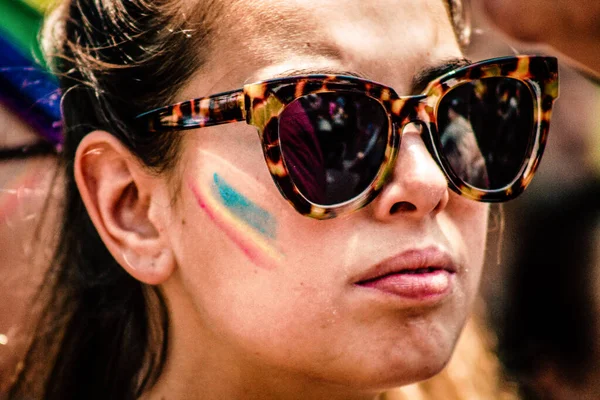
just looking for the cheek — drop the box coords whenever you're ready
[179,145,341,273]
[173,147,346,349]
[445,194,489,289]
[173,147,322,332]
[187,175,284,270]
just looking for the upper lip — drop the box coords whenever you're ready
[354,246,458,284]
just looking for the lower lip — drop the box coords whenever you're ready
[356,270,453,301]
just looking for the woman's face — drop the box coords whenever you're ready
[157,0,488,392]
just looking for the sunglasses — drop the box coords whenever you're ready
[136,55,559,219]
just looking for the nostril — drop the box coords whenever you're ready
[390,201,417,214]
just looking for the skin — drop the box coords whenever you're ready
[0,102,59,376]
[478,0,600,77]
[211,173,277,241]
[75,1,489,399]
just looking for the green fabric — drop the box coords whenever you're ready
[0,0,45,66]
[20,0,54,14]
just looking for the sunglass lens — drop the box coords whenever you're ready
[279,92,389,205]
[436,77,535,190]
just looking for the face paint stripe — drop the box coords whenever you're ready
[212,173,277,239]
[195,191,261,263]
[188,179,284,270]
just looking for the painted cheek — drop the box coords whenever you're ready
[212,173,277,240]
[188,174,285,270]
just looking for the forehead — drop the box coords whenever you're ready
[187,0,460,95]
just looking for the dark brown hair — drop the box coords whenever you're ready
[8,0,220,398]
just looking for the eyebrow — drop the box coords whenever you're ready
[411,57,472,93]
[266,58,472,95]
[270,68,369,80]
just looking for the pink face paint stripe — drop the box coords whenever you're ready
[194,191,260,263]
[188,180,284,270]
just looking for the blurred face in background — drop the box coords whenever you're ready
[0,101,60,373]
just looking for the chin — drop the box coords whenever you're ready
[334,342,455,392]
[364,325,461,389]
[394,352,453,388]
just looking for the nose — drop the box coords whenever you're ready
[370,123,449,222]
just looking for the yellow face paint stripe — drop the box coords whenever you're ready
[188,179,285,270]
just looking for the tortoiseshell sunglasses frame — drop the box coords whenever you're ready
[136,55,559,220]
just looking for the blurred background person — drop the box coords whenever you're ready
[498,180,600,400]
[0,0,62,385]
[465,1,600,398]
[477,0,600,78]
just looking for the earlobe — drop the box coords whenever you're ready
[74,130,176,285]
[121,247,176,286]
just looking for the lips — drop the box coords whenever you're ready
[354,247,458,301]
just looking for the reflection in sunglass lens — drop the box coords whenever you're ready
[436,77,534,190]
[279,92,388,205]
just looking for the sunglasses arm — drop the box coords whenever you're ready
[136,89,246,132]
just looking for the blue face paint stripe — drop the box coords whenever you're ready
[212,173,277,239]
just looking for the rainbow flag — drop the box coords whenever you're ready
[21,0,56,13]
[0,0,61,146]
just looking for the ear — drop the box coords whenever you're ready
[74,130,176,285]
